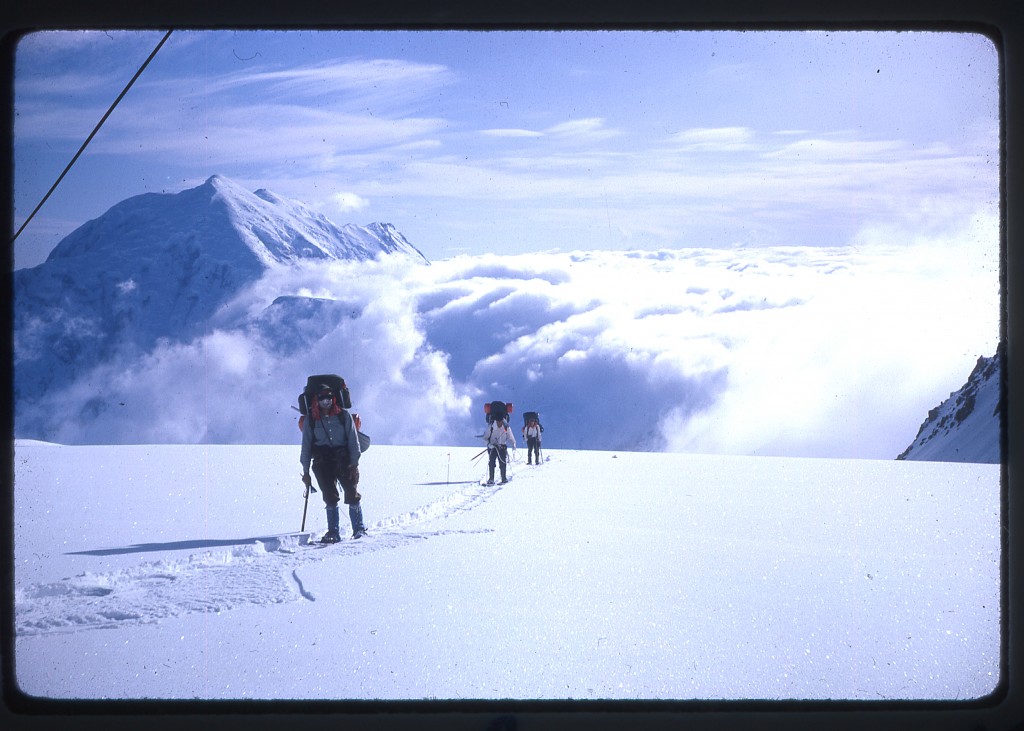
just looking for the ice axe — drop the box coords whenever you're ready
[300,475,316,532]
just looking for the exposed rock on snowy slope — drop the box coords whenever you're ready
[13,175,427,431]
[897,346,1003,464]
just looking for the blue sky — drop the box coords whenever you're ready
[13,29,999,268]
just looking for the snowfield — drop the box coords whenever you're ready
[11,440,1001,703]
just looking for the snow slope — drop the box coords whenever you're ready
[11,441,1001,701]
[898,347,1003,463]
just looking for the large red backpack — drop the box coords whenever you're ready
[484,400,513,424]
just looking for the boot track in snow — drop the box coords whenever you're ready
[15,480,506,637]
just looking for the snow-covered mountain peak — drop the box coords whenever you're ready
[44,174,428,268]
[13,176,429,428]
[206,172,233,187]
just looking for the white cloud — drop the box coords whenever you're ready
[193,58,455,107]
[764,137,906,161]
[332,192,369,213]
[545,118,619,141]
[667,126,756,151]
[34,237,999,458]
[480,128,544,138]
[90,103,447,165]
[476,118,620,144]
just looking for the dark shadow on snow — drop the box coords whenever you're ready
[65,534,305,557]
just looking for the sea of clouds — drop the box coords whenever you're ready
[40,213,1000,459]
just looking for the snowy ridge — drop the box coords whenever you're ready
[15,478,502,637]
[897,347,1003,463]
[45,175,428,267]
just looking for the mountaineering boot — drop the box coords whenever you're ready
[350,503,367,539]
[321,504,341,544]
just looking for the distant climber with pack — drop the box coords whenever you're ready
[300,381,366,542]
[483,414,516,485]
[522,412,543,465]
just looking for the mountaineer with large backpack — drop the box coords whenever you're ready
[482,400,516,485]
[299,375,366,542]
[522,411,544,465]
